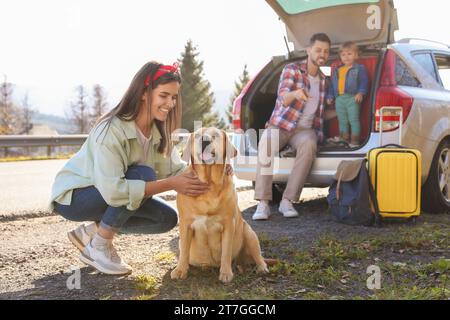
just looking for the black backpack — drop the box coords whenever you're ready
[327,159,380,226]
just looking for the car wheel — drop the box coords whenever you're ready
[251,182,285,204]
[422,139,450,214]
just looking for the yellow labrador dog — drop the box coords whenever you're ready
[171,127,269,283]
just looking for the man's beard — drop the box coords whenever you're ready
[311,56,326,67]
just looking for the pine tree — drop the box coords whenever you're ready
[226,65,250,127]
[179,40,222,132]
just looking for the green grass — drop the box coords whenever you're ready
[367,259,450,300]
[135,274,160,300]
[154,251,176,264]
[133,220,449,300]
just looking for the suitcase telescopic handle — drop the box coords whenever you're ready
[379,107,403,147]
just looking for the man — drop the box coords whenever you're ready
[253,33,331,221]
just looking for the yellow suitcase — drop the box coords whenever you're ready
[367,107,421,221]
[367,146,421,219]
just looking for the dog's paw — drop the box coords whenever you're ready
[171,267,188,280]
[256,263,269,274]
[219,271,234,283]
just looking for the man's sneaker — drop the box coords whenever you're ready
[79,240,132,275]
[279,200,299,218]
[68,223,97,252]
[252,201,271,221]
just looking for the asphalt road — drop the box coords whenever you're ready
[0,159,328,220]
[0,160,256,219]
[0,160,67,217]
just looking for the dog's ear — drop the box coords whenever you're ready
[181,133,193,163]
[223,130,238,160]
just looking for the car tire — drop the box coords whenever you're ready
[251,182,286,204]
[421,139,450,214]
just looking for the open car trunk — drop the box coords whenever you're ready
[241,49,383,155]
[266,0,398,50]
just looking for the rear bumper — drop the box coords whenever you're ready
[232,155,361,187]
[231,132,393,187]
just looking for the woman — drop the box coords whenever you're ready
[50,61,225,275]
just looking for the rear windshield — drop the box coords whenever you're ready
[276,0,379,14]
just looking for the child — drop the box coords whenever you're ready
[327,42,368,147]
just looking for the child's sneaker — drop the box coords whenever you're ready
[328,136,343,144]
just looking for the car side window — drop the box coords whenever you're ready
[434,54,450,90]
[413,53,439,83]
[395,58,421,87]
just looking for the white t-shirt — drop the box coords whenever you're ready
[136,126,152,165]
[297,74,320,130]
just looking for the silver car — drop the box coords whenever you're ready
[231,0,450,213]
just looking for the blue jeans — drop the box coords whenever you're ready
[53,165,178,234]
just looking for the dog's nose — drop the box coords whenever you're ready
[202,139,211,152]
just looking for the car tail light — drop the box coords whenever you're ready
[231,94,243,131]
[374,50,414,132]
[231,72,260,131]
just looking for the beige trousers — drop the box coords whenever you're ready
[254,126,318,202]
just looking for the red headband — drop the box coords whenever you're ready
[145,62,179,86]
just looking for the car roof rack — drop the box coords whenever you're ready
[397,38,450,49]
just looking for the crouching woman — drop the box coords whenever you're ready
[50,61,210,275]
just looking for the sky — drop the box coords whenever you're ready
[0,0,448,117]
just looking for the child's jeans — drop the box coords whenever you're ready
[53,165,178,234]
[335,94,361,137]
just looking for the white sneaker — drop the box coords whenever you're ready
[67,223,97,252]
[252,201,271,221]
[328,136,343,143]
[279,199,299,218]
[80,240,132,275]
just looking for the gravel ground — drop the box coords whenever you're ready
[0,189,448,300]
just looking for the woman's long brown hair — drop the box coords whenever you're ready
[95,61,182,156]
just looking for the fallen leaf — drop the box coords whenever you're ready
[264,258,279,266]
[393,262,407,267]
[295,289,307,294]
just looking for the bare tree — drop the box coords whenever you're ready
[89,84,108,128]
[0,75,15,134]
[67,85,89,134]
[21,92,35,135]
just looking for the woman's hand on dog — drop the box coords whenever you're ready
[169,171,210,196]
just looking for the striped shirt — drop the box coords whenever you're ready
[268,60,328,142]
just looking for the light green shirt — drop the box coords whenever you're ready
[49,116,186,212]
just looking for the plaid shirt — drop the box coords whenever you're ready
[268,60,328,142]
